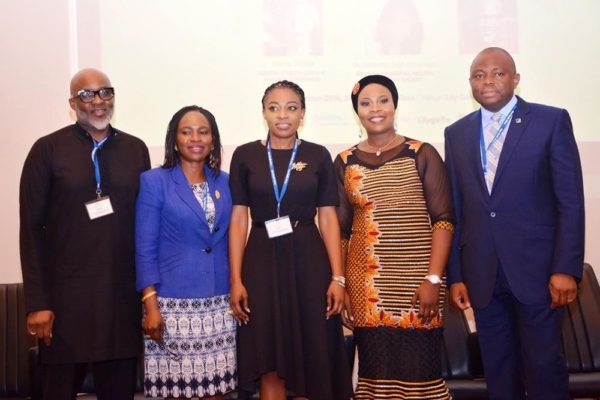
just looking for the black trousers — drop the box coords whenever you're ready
[41,357,138,400]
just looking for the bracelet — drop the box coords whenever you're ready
[331,275,346,288]
[141,291,157,302]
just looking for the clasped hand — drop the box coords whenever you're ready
[27,310,55,346]
[412,281,441,324]
[143,308,164,344]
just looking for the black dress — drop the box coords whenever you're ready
[229,140,353,400]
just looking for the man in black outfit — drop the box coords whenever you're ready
[20,68,150,399]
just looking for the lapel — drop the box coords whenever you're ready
[171,164,209,226]
[493,96,530,192]
[465,110,489,195]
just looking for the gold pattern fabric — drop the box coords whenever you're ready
[354,378,450,399]
[433,219,455,233]
[334,138,454,399]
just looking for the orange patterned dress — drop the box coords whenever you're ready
[334,138,454,399]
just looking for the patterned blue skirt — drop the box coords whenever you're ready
[144,294,237,398]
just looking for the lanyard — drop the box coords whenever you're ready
[91,136,109,197]
[267,138,299,217]
[480,105,517,173]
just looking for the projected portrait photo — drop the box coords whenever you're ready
[458,0,518,53]
[262,0,323,56]
[370,0,424,55]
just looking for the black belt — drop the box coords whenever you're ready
[252,219,315,228]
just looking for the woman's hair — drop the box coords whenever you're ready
[261,80,306,110]
[162,105,222,175]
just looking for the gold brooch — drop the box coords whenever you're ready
[215,190,221,199]
[292,162,307,171]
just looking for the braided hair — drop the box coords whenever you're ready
[261,80,306,110]
[162,105,223,175]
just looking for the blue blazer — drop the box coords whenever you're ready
[135,163,232,298]
[444,97,585,307]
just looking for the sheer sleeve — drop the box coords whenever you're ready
[228,145,250,206]
[334,154,353,241]
[415,143,455,229]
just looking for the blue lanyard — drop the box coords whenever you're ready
[91,136,109,197]
[267,138,299,217]
[480,105,517,173]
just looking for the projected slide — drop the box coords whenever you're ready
[86,0,597,146]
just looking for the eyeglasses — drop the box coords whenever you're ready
[72,87,115,103]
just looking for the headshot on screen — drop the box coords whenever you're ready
[458,0,518,54]
[262,0,323,56]
[369,0,424,55]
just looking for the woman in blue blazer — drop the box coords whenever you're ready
[135,105,235,399]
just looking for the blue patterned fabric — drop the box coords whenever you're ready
[144,294,237,398]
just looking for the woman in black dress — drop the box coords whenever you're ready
[229,80,353,400]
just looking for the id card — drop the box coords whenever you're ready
[85,196,114,220]
[265,215,293,238]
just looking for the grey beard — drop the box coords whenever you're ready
[83,108,114,131]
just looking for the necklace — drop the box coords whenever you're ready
[366,133,401,156]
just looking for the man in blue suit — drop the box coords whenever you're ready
[444,47,585,399]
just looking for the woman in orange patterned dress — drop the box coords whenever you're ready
[334,75,455,399]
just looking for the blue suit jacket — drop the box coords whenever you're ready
[444,97,585,307]
[135,163,232,298]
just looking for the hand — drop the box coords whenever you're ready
[341,291,354,330]
[27,310,55,346]
[143,306,164,344]
[326,281,345,320]
[411,281,440,324]
[230,281,250,325]
[450,282,471,310]
[549,273,578,309]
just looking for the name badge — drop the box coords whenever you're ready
[85,196,114,220]
[265,216,293,238]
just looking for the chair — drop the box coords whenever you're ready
[0,284,36,399]
[442,263,600,399]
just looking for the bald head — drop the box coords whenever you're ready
[471,47,517,75]
[68,68,114,139]
[70,68,111,97]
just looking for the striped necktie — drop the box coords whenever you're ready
[484,112,503,193]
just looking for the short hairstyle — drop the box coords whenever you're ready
[162,105,223,175]
[261,80,306,110]
[473,47,517,74]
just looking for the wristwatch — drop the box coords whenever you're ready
[424,274,442,285]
